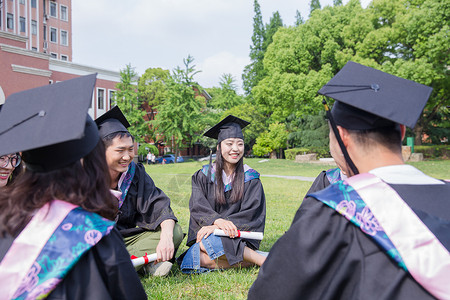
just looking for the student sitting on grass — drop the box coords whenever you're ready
[178,115,267,273]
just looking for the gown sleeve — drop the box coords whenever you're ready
[247,196,434,300]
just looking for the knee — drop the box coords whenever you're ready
[172,223,184,248]
[199,251,216,268]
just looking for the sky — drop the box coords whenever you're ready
[72,0,370,94]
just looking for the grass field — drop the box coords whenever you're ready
[141,158,450,299]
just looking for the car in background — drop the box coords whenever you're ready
[155,154,184,164]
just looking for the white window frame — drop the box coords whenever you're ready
[31,0,37,8]
[7,13,14,30]
[19,0,25,4]
[50,52,57,59]
[49,1,58,18]
[31,20,37,35]
[19,16,26,33]
[60,5,68,21]
[97,88,105,110]
[50,27,57,43]
[61,54,68,61]
[60,30,68,46]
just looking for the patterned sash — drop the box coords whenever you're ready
[117,161,136,208]
[0,200,114,300]
[310,173,450,299]
[325,167,343,185]
[201,164,260,192]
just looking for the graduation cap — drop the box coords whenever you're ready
[203,115,250,143]
[0,74,99,172]
[95,105,131,138]
[318,61,432,175]
[318,61,433,130]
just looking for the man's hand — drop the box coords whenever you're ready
[196,225,218,243]
[156,219,175,262]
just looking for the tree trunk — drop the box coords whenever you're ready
[270,150,277,159]
[413,125,423,145]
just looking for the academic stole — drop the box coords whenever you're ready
[117,161,136,208]
[0,200,115,300]
[309,173,450,299]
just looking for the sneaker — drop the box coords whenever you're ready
[145,261,173,277]
[255,250,269,257]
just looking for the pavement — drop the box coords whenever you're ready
[260,174,316,182]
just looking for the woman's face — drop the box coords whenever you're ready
[220,138,244,165]
[0,154,20,187]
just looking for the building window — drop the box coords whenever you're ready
[50,27,57,43]
[31,20,37,35]
[60,5,68,21]
[19,0,25,4]
[61,55,68,61]
[50,2,57,18]
[32,47,37,51]
[20,17,26,32]
[109,90,116,107]
[43,25,47,40]
[31,0,37,8]
[97,89,105,110]
[7,13,13,30]
[50,53,57,59]
[60,30,68,46]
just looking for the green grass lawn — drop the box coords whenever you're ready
[141,158,450,299]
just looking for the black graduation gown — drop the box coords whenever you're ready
[116,162,177,237]
[0,227,147,300]
[186,169,266,266]
[248,182,450,300]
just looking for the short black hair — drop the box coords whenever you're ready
[102,131,134,148]
[349,124,402,153]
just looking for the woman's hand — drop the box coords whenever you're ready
[213,218,238,238]
[196,225,218,243]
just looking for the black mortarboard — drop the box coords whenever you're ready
[203,115,250,143]
[0,74,99,172]
[318,61,433,129]
[95,105,130,138]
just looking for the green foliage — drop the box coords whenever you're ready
[285,147,330,160]
[152,55,205,160]
[286,111,329,148]
[206,74,243,110]
[252,122,288,157]
[309,0,322,16]
[115,64,148,143]
[138,143,159,156]
[295,10,304,26]
[414,145,450,159]
[138,67,170,107]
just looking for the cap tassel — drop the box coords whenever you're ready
[322,98,359,176]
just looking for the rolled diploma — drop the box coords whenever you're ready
[131,253,158,267]
[214,229,263,240]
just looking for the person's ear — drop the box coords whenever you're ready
[400,124,406,141]
[337,126,351,147]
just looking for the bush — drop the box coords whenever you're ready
[414,145,450,159]
[285,147,330,160]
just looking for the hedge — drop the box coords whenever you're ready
[285,147,330,160]
[414,145,450,159]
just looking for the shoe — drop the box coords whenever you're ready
[145,261,173,277]
[255,250,269,257]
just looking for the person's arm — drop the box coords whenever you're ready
[156,219,175,262]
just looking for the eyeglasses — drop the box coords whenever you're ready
[0,154,22,168]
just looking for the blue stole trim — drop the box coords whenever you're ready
[201,164,260,192]
[118,161,136,208]
[13,209,115,299]
[308,181,407,271]
[325,167,342,185]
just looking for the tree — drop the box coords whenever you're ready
[242,0,265,95]
[207,74,243,110]
[138,67,170,108]
[115,64,148,143]
[333,0,343,6]
[252,122,288,158]
[295,10,304,26]
[309,0,322,17]
[152,55,205,161]
[263,11,284,53]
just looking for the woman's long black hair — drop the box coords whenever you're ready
[214,142,245,205]
[0,140,117,236]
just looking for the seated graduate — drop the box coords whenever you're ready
[95,106,183,276]
[248,62,450,299]
[179,115,267,273]
[0,75,146,299]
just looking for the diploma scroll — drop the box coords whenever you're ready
[131,253,158,267]
[214,229,263,240]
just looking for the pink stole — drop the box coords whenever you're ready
[0,200,77,299]
[346,173,450,299]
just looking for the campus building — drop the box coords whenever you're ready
[0,0,121,119]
